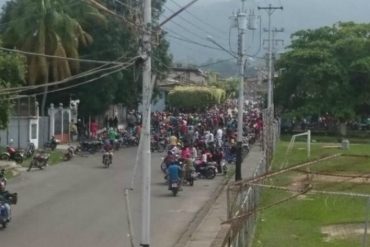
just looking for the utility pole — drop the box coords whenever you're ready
[263,27,284,103]
[233,0,248,181]
[258,4,283,108]
[140,0,152,246]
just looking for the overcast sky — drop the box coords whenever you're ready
[1,0,370,64]
[164,0,370,64]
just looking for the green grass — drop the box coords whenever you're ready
[252,141,370,247]
[49,150,64,165]
[20,150,64,168]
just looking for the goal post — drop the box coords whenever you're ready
[286,130,311,158]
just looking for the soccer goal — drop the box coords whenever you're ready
[286,130,311,158]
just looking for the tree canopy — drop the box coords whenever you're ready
[0,0,171,117]
[0,0,105,115]
[0,50,26,129]
[168,86,226,110]
[275,22,370,121]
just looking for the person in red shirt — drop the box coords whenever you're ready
[90,120,98,139]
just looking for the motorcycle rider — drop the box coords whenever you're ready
[181,143,193,185]
[166,160,183,190]
[0,173,11,223]
[102,139,113,164]
[0,169,7,190]
[108,128,117,145]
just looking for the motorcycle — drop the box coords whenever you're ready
[80,140,103,154]
[44,136,58,151]
[63,146,76,161]
[0,145,24,164]
[151,136,167,153]
[194,160,217,179]
[102,151,113,168]
[24,142,35,159]
[27,151,49,171]
[122,133,139,147]
[0,169,7,191]
[113,138,122,151]
[184,169,196,186]
[0,192,17,228]
[168,179,180,196]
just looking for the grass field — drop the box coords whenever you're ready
[252,140,370,247]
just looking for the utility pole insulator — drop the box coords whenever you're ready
[248,10,257,30]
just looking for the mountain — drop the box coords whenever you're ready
[164,0,370,66]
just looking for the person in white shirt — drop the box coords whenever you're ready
[205,131,214,150]
[216,128,223,147]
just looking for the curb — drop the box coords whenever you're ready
[174,177,230,247]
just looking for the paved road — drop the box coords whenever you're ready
[1,147,223,247]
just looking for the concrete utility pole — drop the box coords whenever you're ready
[258,4,283,108]
[234,0,248,181]
[140,0,152,246]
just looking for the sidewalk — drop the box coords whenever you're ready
[182,145,264,247]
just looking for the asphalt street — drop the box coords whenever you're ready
[0,147,223,247]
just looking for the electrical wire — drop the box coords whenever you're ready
[86,0,149,34]
[0,0,83,29]
[0,64,122,95]
[167,0,226,34]
[163,4,225,41]
[165,32,224,51]
[0,56,140,95]
[0,47,126,65]
[10,60,137,99]
[198,58,235,67]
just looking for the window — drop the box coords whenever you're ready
[31,123,37,139]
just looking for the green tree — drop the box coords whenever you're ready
[0,51,26,129]
[275,22,370,126]
[1,0,103,115]
[61,0,171,116]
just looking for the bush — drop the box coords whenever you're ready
[168,86,226,110]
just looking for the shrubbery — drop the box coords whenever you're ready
[168,86,226,109]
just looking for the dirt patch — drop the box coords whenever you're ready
[313,174,370,184]
[287,174,312,198]
[321,223,366,242]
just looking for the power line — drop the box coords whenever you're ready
[0,47,126,65]
[158,0,199,28]
[10,60,137,99]
[165,33,223,51]
[0,56,140,95]
[167,0,226,34]
[0,1,83,29]
[163,4,224,40]
[198,58,235,67]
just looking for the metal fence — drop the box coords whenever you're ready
[224,157,267,247]
[216,106,280,247]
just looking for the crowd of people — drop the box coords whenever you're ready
[151,100,264,188]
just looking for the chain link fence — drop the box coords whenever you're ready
[215,106,280,247]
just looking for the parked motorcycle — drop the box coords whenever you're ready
[80,140,103,154]
[44,136,58,151]
[0,192,17,228]
[102,151,113,168]
[122,133,139,147]
[63,146,76,161]
[194,160,217,179]
[24,142,35,159]
[27,151,49,171]
[0,145,24,164]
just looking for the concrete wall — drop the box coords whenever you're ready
[0,117,40,149]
